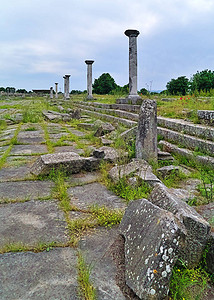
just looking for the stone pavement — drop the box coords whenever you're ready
[0,122,126,300]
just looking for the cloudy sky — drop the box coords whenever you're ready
[0,0,214,92]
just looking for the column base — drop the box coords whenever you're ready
[86,95,94,100]
[116,95,143,105]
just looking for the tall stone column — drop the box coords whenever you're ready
[125,29,141,101]
[55,83,58,99]
[50,87,53,99]
[85,60,94,100]
[63,75,70,99]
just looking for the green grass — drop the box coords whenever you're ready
[77,251,97,300]
[41,122,54,153]
[110,176,152,202]
[89,204,124,227]
[169,263,209,300]
[0,241,64,254]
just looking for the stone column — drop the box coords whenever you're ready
[50,87,53,99]
[85,60,94,100]
[63,75,70,99]
[135,99,157,162]
[55,83,58,99]
[125,29,141,101]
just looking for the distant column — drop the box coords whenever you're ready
[64,75,70,99]
[63,75,70,99]
[63,76,66,99]
[124,29,141,101]
[50,87,53,99]
[55,83,58,99]
[85,60,94,100]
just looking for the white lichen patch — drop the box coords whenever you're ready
[150,288,156,295]
[162,271,167,277]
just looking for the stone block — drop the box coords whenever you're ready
[136,99,158,162]
[148,183,211,267]
[109,158,161,186]
[30,152,87,176]
[206,233,214,274]
[119,198,184,299]
[94,123,115,137]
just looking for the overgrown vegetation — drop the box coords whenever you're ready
[77,251,97,300]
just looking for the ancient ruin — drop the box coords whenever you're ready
[85,60,94,100]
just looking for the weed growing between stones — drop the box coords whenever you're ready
[159,169,187,188]
[77,251,97,300]
[198,166,214,204]
[0,119,7,132]
[110,176,152,203]
[67,218,96,247]
[0,124,21,169]
[22,98,47,123]
[0,241,64,254]
[41,122,54,153]
[89,204,124,227]
[169,262,210,300]
[24,126,37,131]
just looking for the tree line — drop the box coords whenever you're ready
[166,69,214,96]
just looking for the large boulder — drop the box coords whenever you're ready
[148,183,211,267]
[119,199,185,300]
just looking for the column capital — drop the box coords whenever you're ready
[124,29,140,37]
[55,82,58,85]
[85,60,94,65]
[65,74,70,78]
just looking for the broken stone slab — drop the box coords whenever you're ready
[157,165,191,178]
[93,149,105,159]
[136,99,158,162]
[30,152,100,176]
[98,146,128,163]
[100,137,113,145]
[197,110,214,124]
[148,183,211,267]
[119,198,184,300]
[119,127,137,141]
[157,150,174,161]
[71,109,81,119]
[206,233,214,275]
[78,123,94,130]
[109,158,161,187]
[43,111,62,121]
[94,123,115,137]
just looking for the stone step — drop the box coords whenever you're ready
[74,102,214,142]
[73,106,137,128]
[157,127,214,157]
[159,140,214,168]
[158,116,214,142]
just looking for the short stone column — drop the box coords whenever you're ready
[50,87,53,99]
[55,83,58,99]
[135,99,157,162]
[85,60,94,100]
[63,75,70,99]
[125,29,141,101]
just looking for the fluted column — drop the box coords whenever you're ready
[50,87,53,99]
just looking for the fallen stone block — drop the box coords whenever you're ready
[157,165,191,178]
[30,152,101,176]
[119,198,184,300]
[94,123,115,137]
[157,150,174,161]
[109,158,161,186]
[30,152,85,176]
[148,183,211,267]
[98,146,128,163]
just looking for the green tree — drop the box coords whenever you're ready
[139,88,149,95]
[16,89,27,93]
[93,73,117,94]
[190,69,214,93]
[0,87,5,92]
[166,76,189,95]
